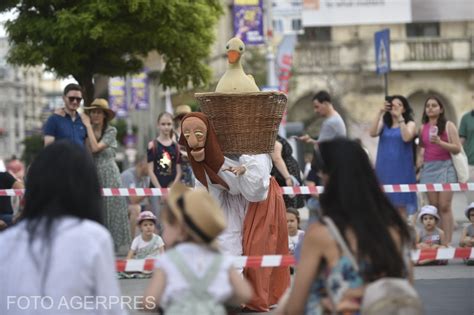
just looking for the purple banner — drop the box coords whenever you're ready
[131,71,149,110]
[108,77,128,118]
[233,0,264,46]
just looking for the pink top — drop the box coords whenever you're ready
[422,123,451,161]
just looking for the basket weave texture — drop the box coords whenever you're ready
[195,92,287,154]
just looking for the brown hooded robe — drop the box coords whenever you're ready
[180,112,290,312]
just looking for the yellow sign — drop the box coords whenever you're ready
[234,0,259,5]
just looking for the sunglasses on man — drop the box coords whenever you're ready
[68,97,83,103]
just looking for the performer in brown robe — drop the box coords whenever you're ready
[179,112,290,312]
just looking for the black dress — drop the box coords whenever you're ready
[271,136,305,209]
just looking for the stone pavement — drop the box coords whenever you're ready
[119,226,473,314]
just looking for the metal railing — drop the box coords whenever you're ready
[294,37,473,72]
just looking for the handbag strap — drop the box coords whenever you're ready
[445,122,465,153]
[323,216,359,272]
[446,122,451,143]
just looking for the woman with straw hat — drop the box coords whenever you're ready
[81,98,131,253]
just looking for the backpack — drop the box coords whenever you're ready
[165,249,226,315]
[323,216,423,315]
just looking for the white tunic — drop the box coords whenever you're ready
[0,217,126,315]
[156,243,235,308]
[196,154,272,256]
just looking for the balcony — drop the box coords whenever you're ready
[390,37,474,70]
[294,41,362,73]
[294,37,474,74]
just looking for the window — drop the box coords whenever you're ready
[299,27,331,41]
[292,19,302,31]
[406,23,440,37]
[273,19,283,33]
[291,0,303,7]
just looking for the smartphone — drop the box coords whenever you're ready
[429,126,438,138]
[385,96,392,110]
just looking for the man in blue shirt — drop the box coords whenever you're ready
[43,83,86,147]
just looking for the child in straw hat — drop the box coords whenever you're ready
[144,183,252,314]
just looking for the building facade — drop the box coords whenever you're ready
[288,0,474,156]
[0,37,44,159]
[272,0,303,35]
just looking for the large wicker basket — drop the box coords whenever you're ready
[194,91,287,154]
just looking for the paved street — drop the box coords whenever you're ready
[119,223,473,314]
[416,278,473,315]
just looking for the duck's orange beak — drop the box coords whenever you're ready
[227,50,240,64]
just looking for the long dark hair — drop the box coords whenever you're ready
[20,141,103,291]
[383,95,414,128]
[422,96,447,136]
[315,138,410,281]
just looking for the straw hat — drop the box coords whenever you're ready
[418,205,440,223]
[137,211,157,225]
[465,202,474,220]
[174,104,192,120]
[168,182,226,243]
[84,98,116,121]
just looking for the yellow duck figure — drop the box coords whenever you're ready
[215,37,260,93]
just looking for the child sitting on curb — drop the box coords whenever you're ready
[144,183,252,314]
[415,205,448,265]
[460,202,474,265]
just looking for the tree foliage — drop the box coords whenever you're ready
[21,134,43,166]
[0,0,222,104]
[242,47,267,88]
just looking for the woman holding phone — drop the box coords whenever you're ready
[418,96,461,243]
[369,95,418,218]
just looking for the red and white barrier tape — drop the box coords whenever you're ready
[3,183,474,197]
[411,247,474,262]
[116,248,474,272]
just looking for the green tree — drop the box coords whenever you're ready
[21,134,43,166]
[0,0,222,105]
[110,119,137,146]
[242,47,267,88]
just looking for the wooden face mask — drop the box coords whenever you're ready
[181,116,208,162]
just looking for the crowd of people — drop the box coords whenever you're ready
[0,82,473,314]
[369,94,470,246]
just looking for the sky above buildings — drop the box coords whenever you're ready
[0,10,16,37]
[0,10,77,88]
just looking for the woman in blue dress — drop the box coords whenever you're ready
[370,95,418,218]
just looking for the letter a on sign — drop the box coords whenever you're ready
[374,29,390,75]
